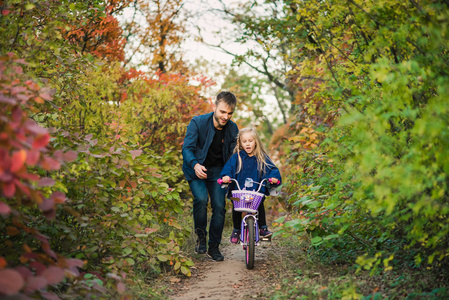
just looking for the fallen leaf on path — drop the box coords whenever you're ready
[170,277,181,283]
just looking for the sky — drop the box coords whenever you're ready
[181,0,283,123]
[182,0,247,65]
[119,0,252,88]
[117,0,283,125]
[181,0,265,98]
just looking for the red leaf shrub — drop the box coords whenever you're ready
[31,133,51,149]
[0,202,11,216]
[41,266,65,285]
[24,276,47,293]
[0,56,83,298]
[0,269,25,295]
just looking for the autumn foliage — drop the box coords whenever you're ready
[64,1,133,61]
[0,56,83,298]
[0,0,213,298]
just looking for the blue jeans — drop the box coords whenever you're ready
[188,166,227,246]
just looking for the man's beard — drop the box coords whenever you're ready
[214,112,226,129]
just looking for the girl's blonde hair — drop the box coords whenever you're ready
[234,127,273,174]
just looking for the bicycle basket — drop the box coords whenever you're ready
[231,190,264,213]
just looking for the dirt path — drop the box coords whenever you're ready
[169,239,274,300]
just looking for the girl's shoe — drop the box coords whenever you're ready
[259,228,273,237]
[230,229,240,244]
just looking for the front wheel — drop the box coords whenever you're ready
[245,216,255,269]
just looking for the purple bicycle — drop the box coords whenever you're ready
[218,177,279,269]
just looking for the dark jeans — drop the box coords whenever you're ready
[188,166,227,246]
[232,197,267,230]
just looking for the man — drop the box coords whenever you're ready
[182,91,238,261]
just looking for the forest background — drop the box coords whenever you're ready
[0,0,448,299]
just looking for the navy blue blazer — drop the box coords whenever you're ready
[182,112,239,181]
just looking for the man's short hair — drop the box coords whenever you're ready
[216,91,237,108]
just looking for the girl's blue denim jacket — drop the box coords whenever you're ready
[220,151,282,196]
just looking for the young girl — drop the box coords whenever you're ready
[220,127,282,244]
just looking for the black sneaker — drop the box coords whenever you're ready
[207,244,224,261]
[195,236,207,254]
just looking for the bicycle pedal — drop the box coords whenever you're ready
[260,236,272,242]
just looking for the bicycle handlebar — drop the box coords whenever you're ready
[217,178,241,190]
[217,177,280,193]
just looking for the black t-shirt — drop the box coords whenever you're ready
[203,127,225,168]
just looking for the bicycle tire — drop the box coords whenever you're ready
[245,216,255,269]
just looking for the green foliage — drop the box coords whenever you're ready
[50,129,194,277]
[272,0,449,274]
[42,55,207,285]
[221,69,277,142]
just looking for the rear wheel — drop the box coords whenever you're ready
[245,217,255,269]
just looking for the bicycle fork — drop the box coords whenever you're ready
[240,214,260,246]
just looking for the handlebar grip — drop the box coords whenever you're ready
[268,178,280,185]
[217,178,223,184]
